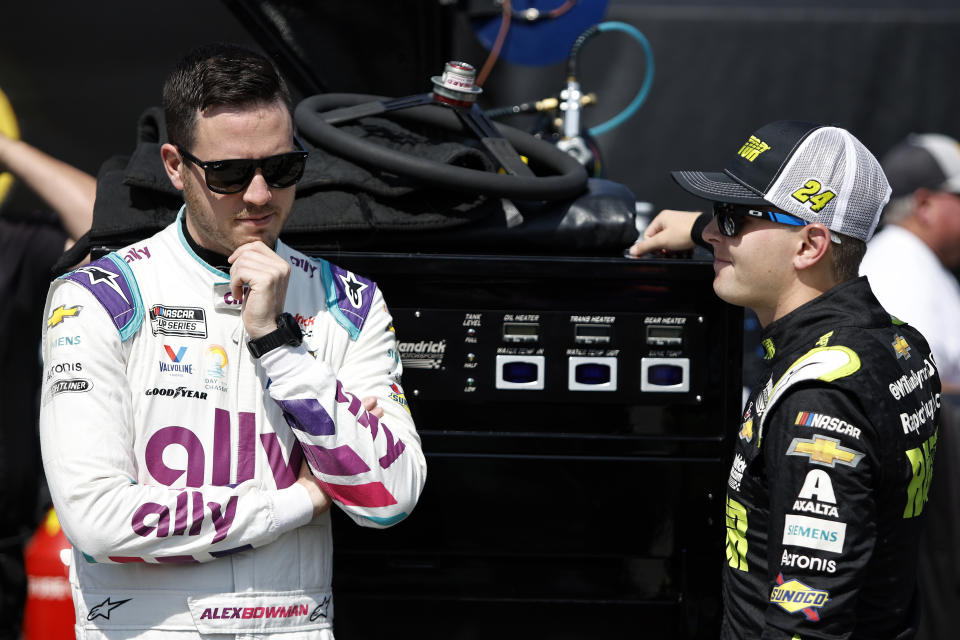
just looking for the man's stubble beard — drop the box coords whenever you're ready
[182,178,281,254]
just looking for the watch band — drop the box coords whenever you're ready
[247,312,303,358]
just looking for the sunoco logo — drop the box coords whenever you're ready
[398,340,446,370]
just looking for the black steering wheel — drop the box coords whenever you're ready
[294,93,588,201]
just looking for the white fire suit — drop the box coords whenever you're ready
[39,210,426,639]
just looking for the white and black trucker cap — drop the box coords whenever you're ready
[672,120,891,242]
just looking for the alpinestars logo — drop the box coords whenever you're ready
[87,597,131,621]
[338,271,368,309]
[399,340,446,370]
[75,265,130,304]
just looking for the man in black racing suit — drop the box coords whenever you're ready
[630,120,940,639]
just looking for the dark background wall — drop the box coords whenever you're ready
[2,0,960,226]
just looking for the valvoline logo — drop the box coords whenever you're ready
[164,345,187,362]
[160,344,193,375]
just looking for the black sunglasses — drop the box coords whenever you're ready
[176,140,309,194]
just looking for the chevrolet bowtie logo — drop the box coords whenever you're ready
[787,435,864,468]
[47,304,83,328]
[892,335,911,360]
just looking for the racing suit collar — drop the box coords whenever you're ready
[179,211,232,273]
[759,277,888,361]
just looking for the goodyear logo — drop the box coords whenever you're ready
[787,434,864,468]
[770,573,829,621]
[48,304,83,328]
[738,135,771,162]
[892,335,911,360]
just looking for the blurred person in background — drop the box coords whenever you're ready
[860,133,960,389]
[0,87,95,640]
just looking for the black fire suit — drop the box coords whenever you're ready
[722,276,940,639]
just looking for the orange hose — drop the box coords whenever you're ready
[476,0,512,87]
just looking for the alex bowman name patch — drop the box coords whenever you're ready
[150,305,208,338]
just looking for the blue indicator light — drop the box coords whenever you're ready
[648,364,683,386]
[575,363,611,385]
[502,361,539,383]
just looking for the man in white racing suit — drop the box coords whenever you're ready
[39,43,426,639]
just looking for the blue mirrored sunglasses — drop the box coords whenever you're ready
[712,202,841,244]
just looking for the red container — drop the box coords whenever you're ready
[22,508,75,639]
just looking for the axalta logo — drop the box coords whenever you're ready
[793,469,839,518]
[398,340,447,370]
[770,573,829,621]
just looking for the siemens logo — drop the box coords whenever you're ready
[782,514,846,553]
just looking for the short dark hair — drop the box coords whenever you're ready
[162,43,292,150]
[830,232,867,282]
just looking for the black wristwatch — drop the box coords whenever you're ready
[247,312,303,358]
